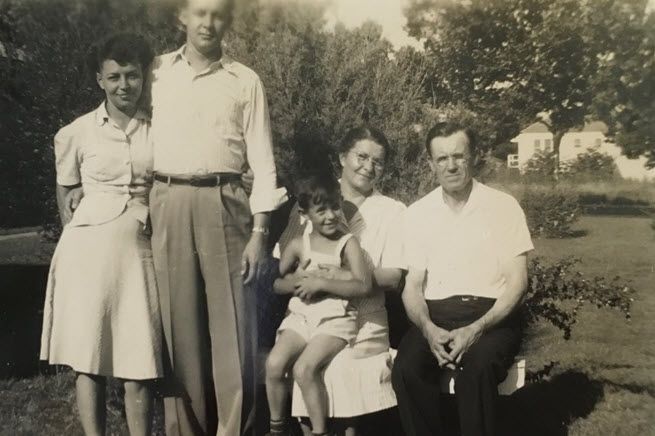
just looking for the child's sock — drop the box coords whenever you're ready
[311,432,329,436]
[269,418,287,434]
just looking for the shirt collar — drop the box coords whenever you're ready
[171,44,238,76]
[95,102,110,126]
[435,179,480,215]
[95,101,149,126]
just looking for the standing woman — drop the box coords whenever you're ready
[279,126,406,435]
[40,34,160,436]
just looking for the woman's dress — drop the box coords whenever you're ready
[40,103,163,380]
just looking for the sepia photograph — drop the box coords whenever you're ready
[1,0,653,435]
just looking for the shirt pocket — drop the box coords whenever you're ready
[81,147,123,182]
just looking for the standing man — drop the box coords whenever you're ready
[149,0,285,435]
[392,121,533,436]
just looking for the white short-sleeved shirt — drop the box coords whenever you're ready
[150,47,286,214]
[54,102,152,227]
[348,191,406,272]
[403,180,533,300]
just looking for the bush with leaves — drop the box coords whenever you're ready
[522,150,558,183]
[520,187,581,238]
[524,257,633,340]
[560,148,620,182]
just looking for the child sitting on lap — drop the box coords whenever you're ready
[265,172,372,436]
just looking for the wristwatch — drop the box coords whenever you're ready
[252,226,270,235]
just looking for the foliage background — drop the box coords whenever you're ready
[2,0,653,228]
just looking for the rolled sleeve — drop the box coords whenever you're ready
[381,205,407,270]
[243,77,285,214]
[54,126,81,186]
[402,209,427,272]
[501,199,534,260]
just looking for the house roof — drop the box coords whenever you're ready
[577,121,609,133]
[521,122,550,133]
[519,120,609,134]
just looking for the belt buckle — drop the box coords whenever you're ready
[189,176,202,187]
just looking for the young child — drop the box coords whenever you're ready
[265,172,372,436]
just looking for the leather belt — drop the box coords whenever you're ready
[154,173,241,187]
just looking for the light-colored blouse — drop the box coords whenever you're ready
[54,102,152,227]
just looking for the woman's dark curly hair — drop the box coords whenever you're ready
[88,33,154,74]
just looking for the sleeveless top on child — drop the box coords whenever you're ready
[287,231,354,322]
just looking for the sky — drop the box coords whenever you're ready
[322,0,421,49]
[319,0,655,50]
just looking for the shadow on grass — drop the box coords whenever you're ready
[567,229,589,238]
[352,371,604,436]
[0,264,50,379]
[499,371,604,436]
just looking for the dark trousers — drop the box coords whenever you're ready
[391,296,521,436]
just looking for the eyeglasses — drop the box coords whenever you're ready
[350,151,385,170]
[433,153,470,168]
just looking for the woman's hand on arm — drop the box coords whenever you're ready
[311,237,372,299]
[56,184,83,227]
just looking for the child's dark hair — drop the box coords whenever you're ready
[295,171,341,211]
[89,33,154,74]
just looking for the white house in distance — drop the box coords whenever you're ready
[509,121,655,180]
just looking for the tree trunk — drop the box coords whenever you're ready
[553,130,565,182]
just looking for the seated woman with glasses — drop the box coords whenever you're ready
[272,126,406,436]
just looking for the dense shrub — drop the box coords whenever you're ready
[522,150,558,182]
[560,149,620,182]
[524,257,633,339]
[520,188,581,238]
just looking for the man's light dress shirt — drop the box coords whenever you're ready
[150,46,284,214]
[55,102,151,227]
[403,180,533,300]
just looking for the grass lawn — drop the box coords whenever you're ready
[0,215,653,435]
[524,215,655,436]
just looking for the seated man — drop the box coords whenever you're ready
[392,121,534,436]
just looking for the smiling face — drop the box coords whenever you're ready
[179,0,232,56]
[96,60,143,114]
[428,130,474,196]
[339,139,386,195]
[302,198,342,238]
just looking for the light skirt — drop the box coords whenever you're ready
[40,209,163,380]
[291,348,397,417]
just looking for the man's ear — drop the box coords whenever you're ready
[427,158,436,173]
[471,151,484,174]
[177,8,188,30]
[96,72,104,90]
[338,152,346,168]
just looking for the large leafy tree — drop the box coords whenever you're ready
[404,0,653,166]
[588,0,655,167]
[227,0,430,202]
[405,0,593,159]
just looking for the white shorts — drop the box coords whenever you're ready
[277,311,357,344]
